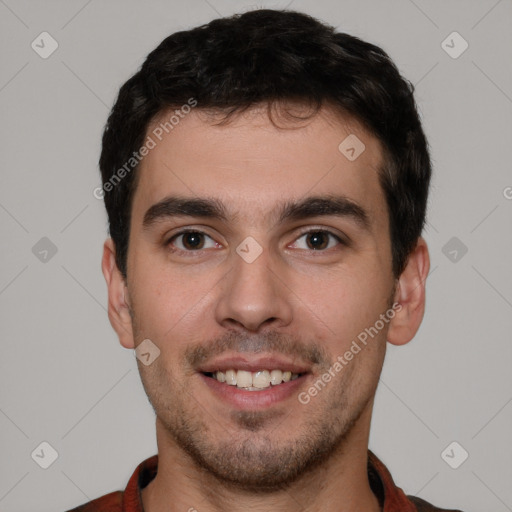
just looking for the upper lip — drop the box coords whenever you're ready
[197,354,311,374]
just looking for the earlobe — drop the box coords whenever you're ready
[101,238,135,349]
[387,237,430,346]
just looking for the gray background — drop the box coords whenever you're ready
[1,0,511,510]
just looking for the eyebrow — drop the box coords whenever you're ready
[142,195,370,231]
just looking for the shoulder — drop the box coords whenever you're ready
[408,495,465,512]
[64,491,123,512]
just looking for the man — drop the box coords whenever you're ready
[69,8,464,512]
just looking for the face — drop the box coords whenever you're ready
[114,104,399,490]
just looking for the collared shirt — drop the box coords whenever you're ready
[66,450,463,511]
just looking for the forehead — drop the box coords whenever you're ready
[132,104,387,229]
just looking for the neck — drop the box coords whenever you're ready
[141,405,381,512]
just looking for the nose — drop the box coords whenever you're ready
[214,245,293,332]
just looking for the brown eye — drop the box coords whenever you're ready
[180,232,205,250]
[291,230,344,251]
[305,231,330,250]
[168,231,218,252]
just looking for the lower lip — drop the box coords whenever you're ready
[199,373,309,409]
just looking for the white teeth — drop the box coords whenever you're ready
[208,369,301,389]
[252,370,271,389]
[225,369,237,386]
[236,370,252,388]
[269,369,283,385]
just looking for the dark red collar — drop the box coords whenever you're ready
[69,450,420,511]
[120,450,416,511]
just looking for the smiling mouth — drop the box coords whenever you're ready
[202,369,305,391]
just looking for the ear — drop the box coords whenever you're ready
[101,238,135,349]
[387,237,430,346]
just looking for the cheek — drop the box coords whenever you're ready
[128,260,217,341]
[293,266,390,343]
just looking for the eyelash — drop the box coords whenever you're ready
[165,228,347,255]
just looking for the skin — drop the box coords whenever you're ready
[102,103,430,512]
